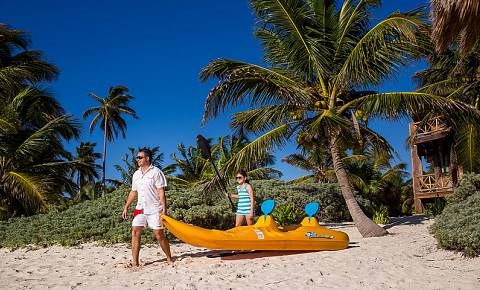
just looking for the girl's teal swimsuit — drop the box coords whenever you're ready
[236,184,251,215]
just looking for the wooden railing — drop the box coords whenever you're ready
[413,117,449,138]
[418,174,453,193]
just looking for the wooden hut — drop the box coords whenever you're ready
[409,117,463,213]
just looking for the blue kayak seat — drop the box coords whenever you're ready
[261,199,275,220]
[305,202,320,221]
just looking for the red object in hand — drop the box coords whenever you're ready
[132,209,144,217]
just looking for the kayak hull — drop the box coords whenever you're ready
[161,215,349,251]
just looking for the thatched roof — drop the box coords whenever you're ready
[431,0,480,53]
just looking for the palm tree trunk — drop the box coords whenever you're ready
[329,132,387,238]
[102,117,107,197]
[77,173,81,196]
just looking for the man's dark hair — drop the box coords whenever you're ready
[138,148,153,163]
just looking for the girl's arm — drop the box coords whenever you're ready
[226,192,239,199]
[247,184,254,218]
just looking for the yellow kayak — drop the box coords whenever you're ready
[161,214,349,251]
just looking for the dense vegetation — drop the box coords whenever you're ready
[431,174,480,257]
[0,180,365,248]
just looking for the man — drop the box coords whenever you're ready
[122,148,173,266]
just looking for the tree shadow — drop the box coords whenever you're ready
[320,223,354,229]
[383,215,430,230]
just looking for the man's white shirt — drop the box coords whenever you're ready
[131,165,167,214]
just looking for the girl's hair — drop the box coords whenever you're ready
[236,169,250,183]
[138,148,153,164]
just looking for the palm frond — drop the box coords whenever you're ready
[343,92,480,124]
[335,9,424,89]
[200,59,310,125]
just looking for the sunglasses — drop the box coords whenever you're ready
[236,176,244,180]
[136,156,144,160]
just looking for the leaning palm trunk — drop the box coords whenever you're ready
[330,133,387,237]
[102,116,107,197]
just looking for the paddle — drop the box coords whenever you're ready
[196,134,235,212]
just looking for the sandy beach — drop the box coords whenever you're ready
[1,216,479,290]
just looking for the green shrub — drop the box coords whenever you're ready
[251,180,374,222]
[372,205,390,224]
[272,203,305,226]
[431,174,480,257]
[424,198,447,217]
[0,180,373,248]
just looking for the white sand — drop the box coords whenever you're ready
[1,216,479,290]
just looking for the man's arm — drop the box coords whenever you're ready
[122,190,138,220]
[157,187,167,216]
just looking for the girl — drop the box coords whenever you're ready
[228,170,255,226]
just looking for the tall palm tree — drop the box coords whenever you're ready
[1,25,78,217]
[430,0,480,53]
[69,142,101,194]
[0,88,79,217]
[114,146,176,185]
[83,86,138,195]
[200,0,480,237]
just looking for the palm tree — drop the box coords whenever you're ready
[171,135,282,190]
[343,148,412,216]
[170,143,210,188]
[0,88,80,216]
[212,134,282,180]
[284,137,411,215]
[430,0,480,53]
[83,86,138,195]
[114,146,176,185]
[69,142,101,194]
[0,24,58,92]
[0,25,79,218]
[415,40,480,172]
[200,0,480,237]
[283,146,336,184]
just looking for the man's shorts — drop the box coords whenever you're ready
[132,213,163,229]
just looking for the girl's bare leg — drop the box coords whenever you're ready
[235,215,244,227]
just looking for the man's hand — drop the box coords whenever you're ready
[160,210,167,223]
[122,207,129,220]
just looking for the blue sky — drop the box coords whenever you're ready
[1,0,429,181]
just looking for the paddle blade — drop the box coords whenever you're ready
[196,134,211,160]
[261,199,275,220]
[305,202,319,221]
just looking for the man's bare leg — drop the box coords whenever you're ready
[131,226,143,266]
[153,229,173,264]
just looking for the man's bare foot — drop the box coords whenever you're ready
[166,257,174,265]
[125,261,141,269]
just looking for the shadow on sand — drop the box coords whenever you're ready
[383,215,430,230]
[170,249,322,261]
[144,246,354,263]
